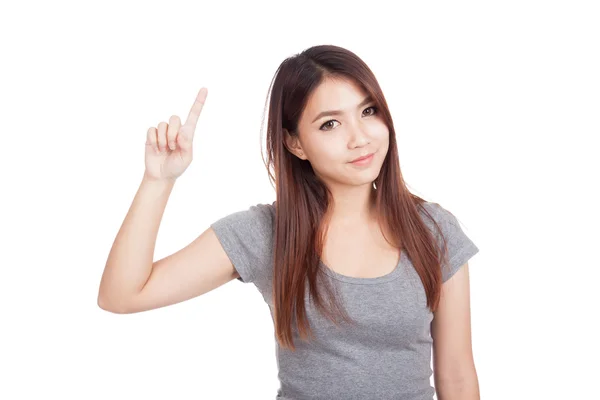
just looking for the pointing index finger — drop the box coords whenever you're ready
[184,87,208,129]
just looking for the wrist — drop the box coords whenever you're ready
[142,172,177,187]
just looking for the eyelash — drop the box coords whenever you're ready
[319,106,379,131]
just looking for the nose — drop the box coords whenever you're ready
[347,122,370,149]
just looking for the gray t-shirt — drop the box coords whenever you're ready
[211,200,479,400]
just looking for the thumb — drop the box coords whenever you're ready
[177,127,193,153]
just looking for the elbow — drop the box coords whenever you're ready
[435,370,480,400]
[97,293,130,314]
[97,278,141,314]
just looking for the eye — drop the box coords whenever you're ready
[318,106,378,131]
[363,106,378,116]
[319,120,339,131]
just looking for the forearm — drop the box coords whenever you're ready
[98,173,176,310]
[435,372,480,400]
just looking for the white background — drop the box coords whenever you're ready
[1,0,598,399]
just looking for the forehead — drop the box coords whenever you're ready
[305,77,368,111]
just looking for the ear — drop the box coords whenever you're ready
[283,128,307,160]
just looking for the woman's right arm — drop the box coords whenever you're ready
[97,175,239,314]
[97,87,240,314]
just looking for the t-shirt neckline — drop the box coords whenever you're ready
[318,250,406,285]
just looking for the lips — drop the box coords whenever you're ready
[350,152,374,163]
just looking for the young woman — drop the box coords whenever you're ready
[98,44,481,399]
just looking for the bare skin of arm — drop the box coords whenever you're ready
[97,87,240,314]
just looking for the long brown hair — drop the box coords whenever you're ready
[260,44,451,351]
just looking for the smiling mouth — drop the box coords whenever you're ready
[349,152,375,163]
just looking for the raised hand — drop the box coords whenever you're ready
[144,87,208,181]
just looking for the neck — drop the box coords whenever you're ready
[326,183,377,228]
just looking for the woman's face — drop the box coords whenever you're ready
[286,77,390,189]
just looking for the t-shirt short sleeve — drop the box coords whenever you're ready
[425,203,480,282]
[210,202,275,284]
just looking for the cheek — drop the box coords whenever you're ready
[380,131,390,149]
[305,144,347,176]
[373,121,390,140]
[306,137,344,161]
[315,147,346,165]
[373,124,390,147]
[373,125,390,159]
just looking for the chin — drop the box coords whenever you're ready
[347,170,381,186]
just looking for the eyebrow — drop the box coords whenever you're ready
[311,95,374,124]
